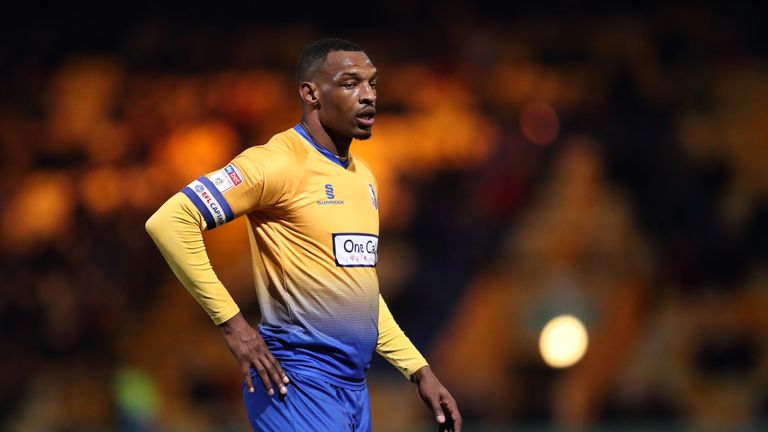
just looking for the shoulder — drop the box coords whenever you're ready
[236,128,310,173]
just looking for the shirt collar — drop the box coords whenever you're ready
[293,124,350,169]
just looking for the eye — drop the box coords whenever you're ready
[343,81,357,89]
[370,81,377,89]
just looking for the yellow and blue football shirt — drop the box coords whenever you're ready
[146,125,427,388]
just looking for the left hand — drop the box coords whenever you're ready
[412,366,462,432]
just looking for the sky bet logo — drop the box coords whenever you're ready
[317,184,344,206]
[224,164,243,186]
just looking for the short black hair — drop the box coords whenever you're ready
[296,38,364,83]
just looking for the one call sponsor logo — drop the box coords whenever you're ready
[332,233,378,267]
[192,181,227,226]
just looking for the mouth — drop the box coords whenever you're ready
[356,107,376,128]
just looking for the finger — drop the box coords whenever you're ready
[269,353,290,384]
[429,397,446,424]
[261,354,287,395]
[452,409,462,432]
[264,350,289,385]
[252,362,275,396]
[443,399,462,431]
[242,366,255,394]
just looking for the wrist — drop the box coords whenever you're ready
[218,312,248,334]
[411,365,435,384]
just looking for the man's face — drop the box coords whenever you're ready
[314,51,377,140]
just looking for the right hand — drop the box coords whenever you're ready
[219,312,289,396]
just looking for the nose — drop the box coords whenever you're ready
[360,82,376,105]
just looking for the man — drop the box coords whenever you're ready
[145,38,461,431]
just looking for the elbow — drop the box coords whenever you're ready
[145,193,203,241]
[145,211,162,239]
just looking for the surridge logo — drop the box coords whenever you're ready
[317,183,344,205]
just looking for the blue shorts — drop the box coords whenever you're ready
[243,370,371,432]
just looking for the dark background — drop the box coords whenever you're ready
[2,1,767,430]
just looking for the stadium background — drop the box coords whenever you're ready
[1,1,767,430]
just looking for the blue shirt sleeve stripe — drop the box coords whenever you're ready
[197,176,235,222]
[181,186,215,230]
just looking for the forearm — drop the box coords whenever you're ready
[145,192,240,324]
[376,295,429,379]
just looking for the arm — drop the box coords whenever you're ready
[145,190,288,396]
[145,192,239,324]
[375,294,427,377]
[377,295,462,431]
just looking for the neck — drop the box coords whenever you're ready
[299,117,351,159]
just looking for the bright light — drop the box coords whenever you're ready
[539,314,589,368]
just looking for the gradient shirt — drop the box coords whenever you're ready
[146,125,427,388]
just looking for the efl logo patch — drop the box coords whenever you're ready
[332,233,378,267]
[208,164,243,193]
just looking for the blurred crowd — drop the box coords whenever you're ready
[1,3,767,431]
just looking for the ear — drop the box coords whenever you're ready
[299,82,320,106]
